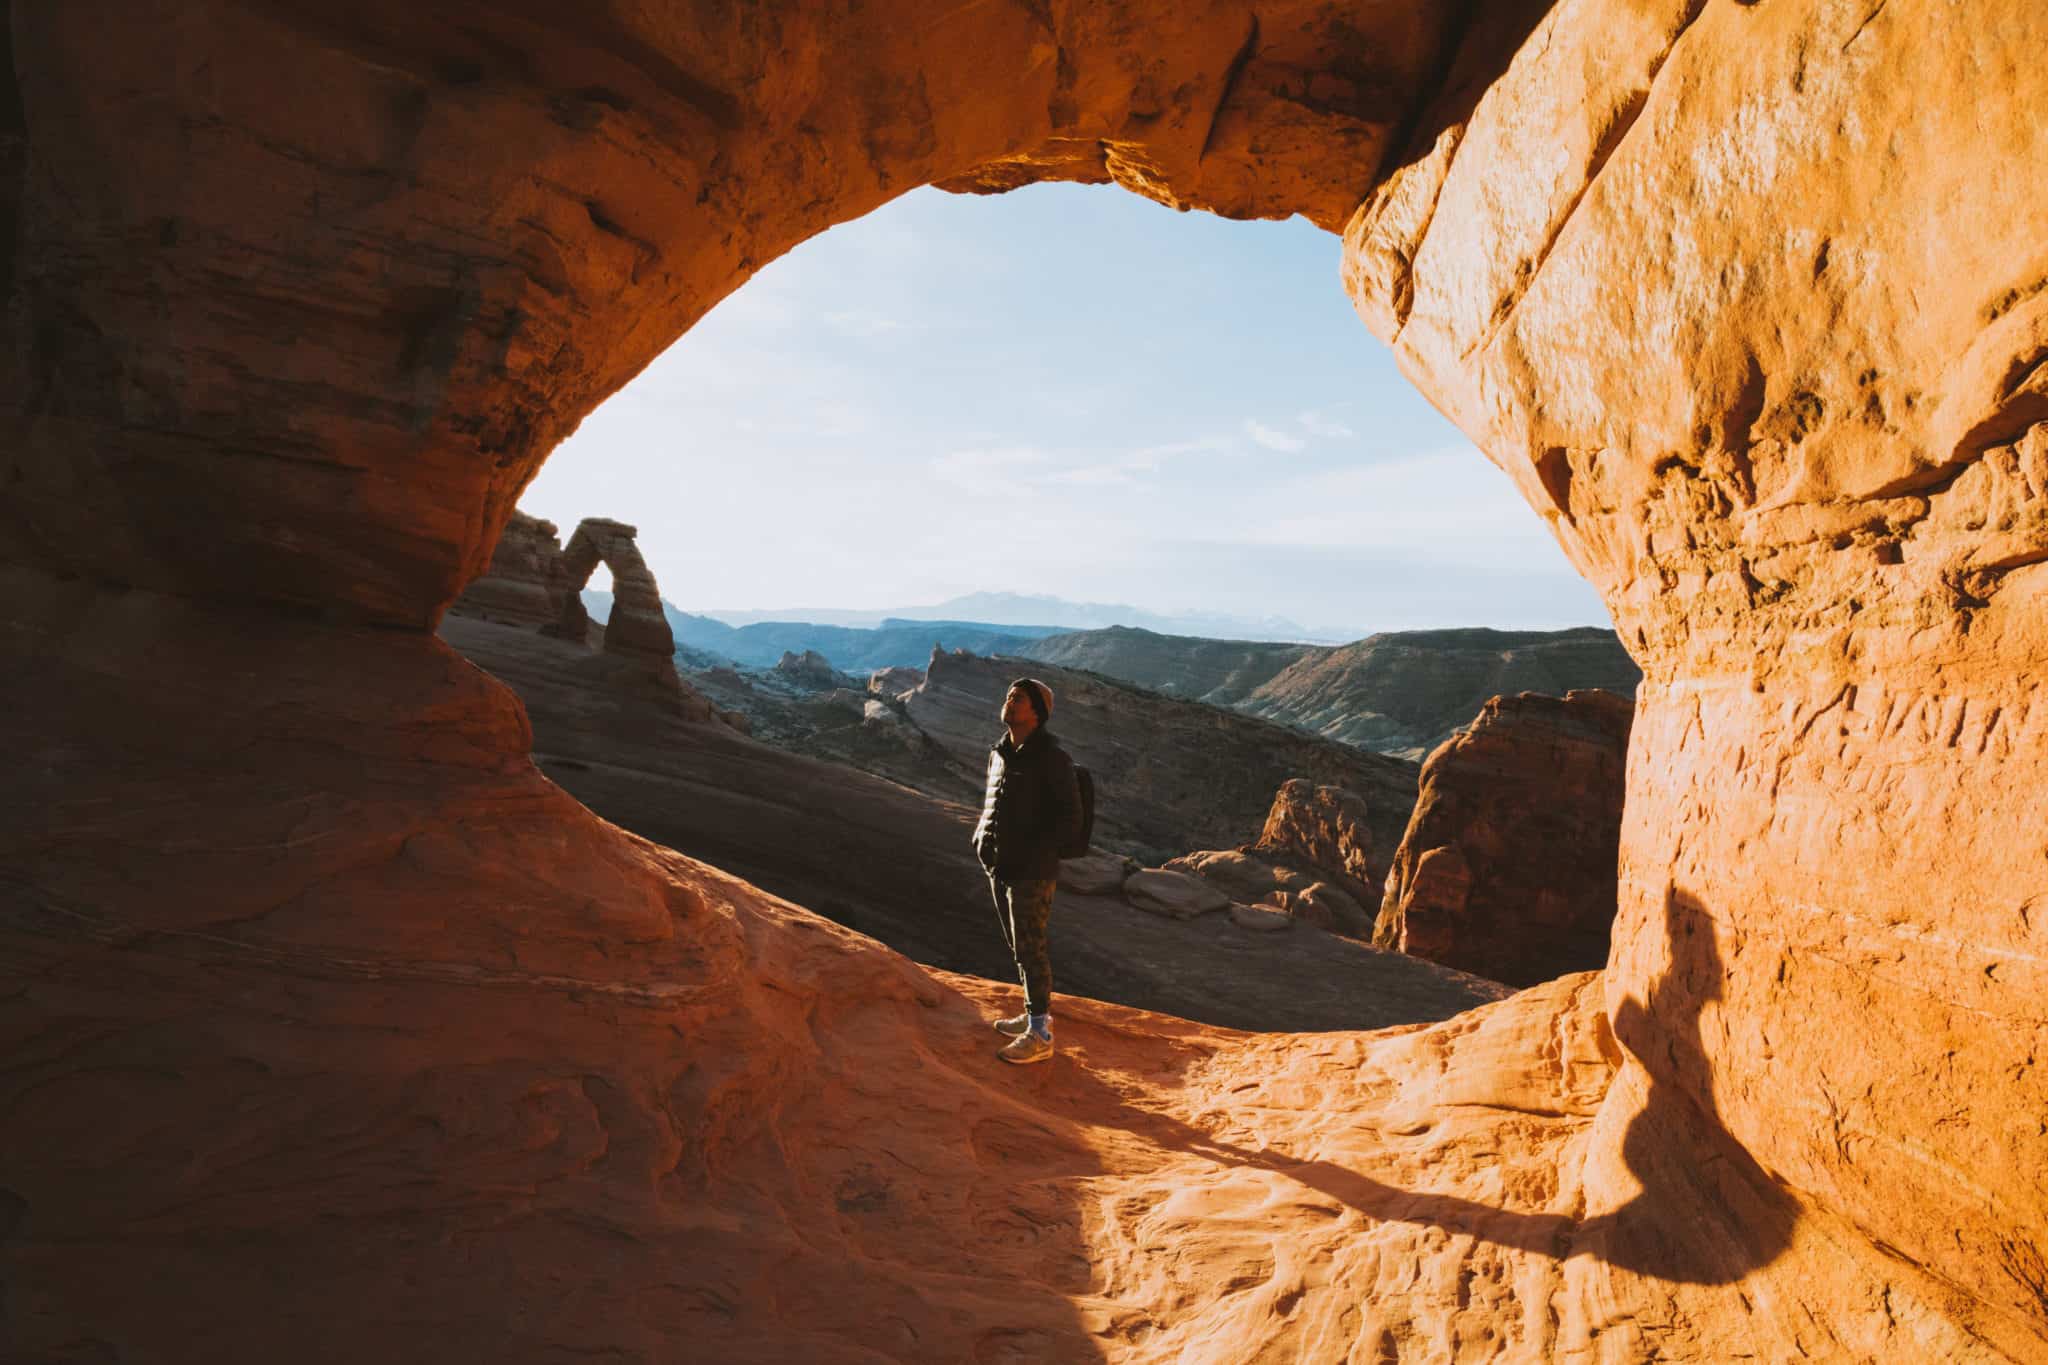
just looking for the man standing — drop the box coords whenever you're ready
[973,677,1083,1065]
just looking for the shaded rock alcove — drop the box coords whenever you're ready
[4,1,2047,1360]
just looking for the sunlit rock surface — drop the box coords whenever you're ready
[5,0,2047,1359]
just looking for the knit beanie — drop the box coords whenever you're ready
[1009,677,1053,723]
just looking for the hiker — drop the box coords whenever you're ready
[973,677,1084,1065]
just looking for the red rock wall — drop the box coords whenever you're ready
[449,509,565,627]
[4,0,2046,1358]
[1348,0,2048,1345]
[1373,688,1633,986]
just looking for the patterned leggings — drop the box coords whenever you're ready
[989,876,1056,1016]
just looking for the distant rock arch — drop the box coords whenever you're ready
[542,518,676,672]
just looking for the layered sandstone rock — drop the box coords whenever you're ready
[547,519,676,670]
[1374,689,1634,986]
[1057,850,1139,897]
[867,664,926,699]
[1166,846,1374,938]
[774,648,845,689]
[1154,779,1382,938]
[5,1,2047,1360]
[1253,777,1378,904]
[447,509,566,627]
[1343,2,2048,1345]
[1122,868,1230,921]
[1227,900,1294,932]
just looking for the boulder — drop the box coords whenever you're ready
[1228,902,1294,933]
[868,665,926,699]
[1165,848,1374,938]
[775,649,843,689]
[1264,881,1371,938]
[1121,869,1229,920]
[1252,778,1379,903]
[1374,691,1632,986]
[1059,851,1139,897]
[1162,848,1290,903]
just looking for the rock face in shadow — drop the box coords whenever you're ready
[449,510,566,627]
[5,1,2048,1359]
[906,646,1419,864]
[1374,689,1634,986]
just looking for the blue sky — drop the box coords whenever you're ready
[522,182,1610,640]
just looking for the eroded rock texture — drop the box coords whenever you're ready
[1254,776,1378,904]
[548,518,677,670]
[1374,689,1634,986]
[5,0,2047,1360]
[448,509,566,627]
[1346,1,2048,1348]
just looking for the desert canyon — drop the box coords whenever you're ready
[5,1,2047,1362]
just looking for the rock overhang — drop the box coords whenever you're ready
[3,0,2047,1357]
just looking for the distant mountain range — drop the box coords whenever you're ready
[1021,624,1642,759]
[582,590,1063,670]
[685,591,1355,644]
[583,591,1642,758]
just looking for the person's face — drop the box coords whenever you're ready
[1002,687,1037,732]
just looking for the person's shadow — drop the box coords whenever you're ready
[1052,885,1797,1284]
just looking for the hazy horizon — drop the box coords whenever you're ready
[523,181,1612,640]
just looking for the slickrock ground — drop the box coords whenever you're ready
[1376,691,1635,986]
[441,615,1503,1034]
[909,646,1419,864]
[7,0,2048,1359]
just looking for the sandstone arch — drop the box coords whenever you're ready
[541,517,677,670]
[4,1,2046,1360]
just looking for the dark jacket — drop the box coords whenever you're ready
[973,727,1083,881]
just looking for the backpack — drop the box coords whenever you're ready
[1061,766,1095,859]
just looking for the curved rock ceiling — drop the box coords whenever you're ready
[4,0,2044,1358]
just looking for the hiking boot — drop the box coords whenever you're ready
[992,1012,1032,1037]
[998,1031,1054,1065]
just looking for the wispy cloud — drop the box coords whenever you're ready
[1047,433,1235,487]
[1297,407,1356,439]
[1244,419,1306,453]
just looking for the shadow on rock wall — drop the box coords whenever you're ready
[1058,886,1796,1286]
